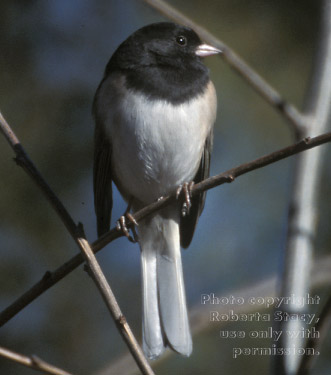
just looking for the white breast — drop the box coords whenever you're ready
[97,76,217,205]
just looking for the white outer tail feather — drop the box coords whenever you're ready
[139,211,192,359]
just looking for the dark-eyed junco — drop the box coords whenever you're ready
[93,22,220,359]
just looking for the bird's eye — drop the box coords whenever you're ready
[176,35,187,46]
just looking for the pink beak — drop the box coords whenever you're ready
[195,43,222,57]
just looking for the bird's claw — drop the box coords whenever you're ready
[116,213,139,243]
[176,181,195,217]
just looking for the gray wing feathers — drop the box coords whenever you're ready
[180,131,213,248]
[93,123,113,237]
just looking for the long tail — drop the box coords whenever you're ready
[139,211,192,359]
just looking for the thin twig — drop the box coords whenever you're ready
[0,111,155,375]
[1,127,330,327]
[0,114,78,236]
[0,345,73,375]
[76,237,155,375]
[142,0,306,138]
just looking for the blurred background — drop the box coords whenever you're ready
[0,0,330,374]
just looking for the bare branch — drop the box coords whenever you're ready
[76,237,155,375]
[0,346,73,375]
[0,113,78,237]
[274,1,331,374]
[1,125,330,327]
[142,0,306,137]
[0,111,155,375]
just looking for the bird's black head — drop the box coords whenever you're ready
[105,22,220,104]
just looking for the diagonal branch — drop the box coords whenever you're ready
[1,120,330,327]
[142,0,306,138]
[0,111,155,375]
[0,345,73,375]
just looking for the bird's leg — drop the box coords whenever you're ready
[176,181,195,217]
[116,198,139,243]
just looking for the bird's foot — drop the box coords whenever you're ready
[176,181,195,217]
[116,204,139,243]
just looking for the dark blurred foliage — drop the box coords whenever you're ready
[0,1,330,374]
